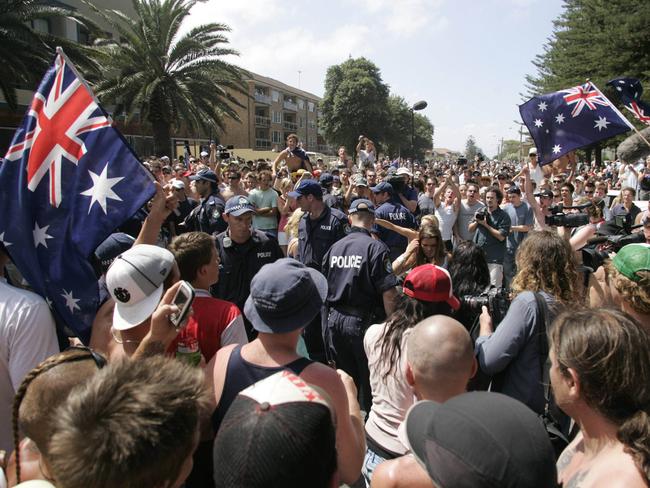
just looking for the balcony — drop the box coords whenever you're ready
[283,100,298,111]
[255,138,272,149]
[283,120,297,131]
[255,115,271,127]
[255,92,272,104]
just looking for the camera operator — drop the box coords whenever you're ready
[468,187,511,287]
[475,230,577,414]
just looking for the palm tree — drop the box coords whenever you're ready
[88,0,248,156]
[0,0,101,110]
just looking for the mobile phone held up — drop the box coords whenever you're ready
[169,281,195,329]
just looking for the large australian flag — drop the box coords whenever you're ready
[519,81,633,165]
[0,49,155,342]
[606,77,650,126]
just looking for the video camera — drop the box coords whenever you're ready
[545,202,591,228]
[461,287,511,326]
[211,144,234,160]
[387,174,406,195]
[475,207,488,221]
[581,228,645,272]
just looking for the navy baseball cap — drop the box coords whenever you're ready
[319,173,334,186]
[190,168,217,183]
[405,392,556,488]
[225,195,255,216]
[349,199,375,214]
[371,181,393,194]
[244,258,328,333]
[288,180,323,199]
[94,233,135,274]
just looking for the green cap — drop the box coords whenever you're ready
[612,244,650,282]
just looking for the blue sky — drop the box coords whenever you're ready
[185,0,565,156]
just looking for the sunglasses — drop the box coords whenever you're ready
[65,345,107,369]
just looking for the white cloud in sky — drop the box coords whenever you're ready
[185,1,371,96]
[349,0,448,36]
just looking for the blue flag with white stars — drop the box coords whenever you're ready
[606,77,650,126]
[0,50,155,342]
[519,81,633,165]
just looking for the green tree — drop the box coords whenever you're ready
[320,57,390,158]
[525,0,650,164]
[88,0,247,156]
[0,0,101,110]
[383,95,434,160]
[465,135,483,161]
[497,139,521,161]
[527,0,650,95]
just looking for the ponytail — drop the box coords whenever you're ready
[618,409,650,481]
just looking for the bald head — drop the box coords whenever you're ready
[406,315,475,402]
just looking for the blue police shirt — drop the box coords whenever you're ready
[183,192,226,234]
[322,227,398,311]
[372,201,417,252]
[212,229,283,312]
[297,205,348,272]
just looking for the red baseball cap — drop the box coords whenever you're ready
[403,264,460,310]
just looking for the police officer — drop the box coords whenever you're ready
[371,181,417,260]
[322,199,399,412]
[212,195,283,339]
[182,168,227,234]
[289,179,348,362]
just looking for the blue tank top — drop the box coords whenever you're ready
[211,344,312,432]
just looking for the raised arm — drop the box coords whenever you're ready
[374,218,419,241]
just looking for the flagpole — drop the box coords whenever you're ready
[590,81,650,150]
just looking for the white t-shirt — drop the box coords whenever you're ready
[358,150,376,170]
[0,278,59,454]
[364,323,415,455]
[529,163,544,186]
[435,202,458,241]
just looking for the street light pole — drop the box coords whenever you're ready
[410,100,427,160]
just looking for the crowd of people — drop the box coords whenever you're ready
[1,132,650,488]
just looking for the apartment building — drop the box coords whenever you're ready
[217,73,329,153]
[0,0,332,157]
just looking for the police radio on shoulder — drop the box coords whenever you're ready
[169,281,195,330]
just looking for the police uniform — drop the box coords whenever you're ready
[322,199,399,412]
[183,191,226,234]
[289,180,348,363]
[373,198,417,261]
[297,205,348,272]
[211,196,284,340]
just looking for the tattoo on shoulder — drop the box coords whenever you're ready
[564,470,588,488]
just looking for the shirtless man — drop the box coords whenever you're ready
[272,133,313,176]
[371,315,476,488]
[551,308,650,488]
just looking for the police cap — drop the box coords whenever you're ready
[288,180,323,199]
[349,199,375,215]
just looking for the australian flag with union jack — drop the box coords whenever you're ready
[519,81,633,165]
[0,50,155,341]
[606,77,650,126]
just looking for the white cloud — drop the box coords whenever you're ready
[184,1,372,96]
[346,0,448,36]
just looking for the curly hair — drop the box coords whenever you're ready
[511,230,577,302]
[607,262,650,315]
[551,308,650,481]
